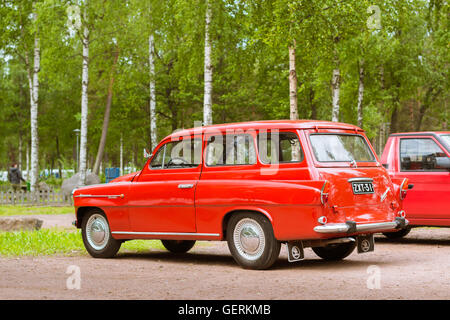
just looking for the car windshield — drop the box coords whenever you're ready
[440,134,450,151]
[309,134,375,162]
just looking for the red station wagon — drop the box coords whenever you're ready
[72,120,409,269]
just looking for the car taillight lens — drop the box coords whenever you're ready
[321,180,330,205]
[400,178,409,200]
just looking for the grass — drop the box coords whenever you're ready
[0,229,166,257]
[0,206,74,216]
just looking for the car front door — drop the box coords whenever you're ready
[395,136,450,220]
[127,135,202,233]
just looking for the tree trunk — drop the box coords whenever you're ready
[203,0,213,126]
[120,133,123,175]
[93,48,120,175]
[331,66,340,122]
[149,34,157,149]
[79,20,89,185]
[289,40,298,120]
[29,7,40,192]
[18,135,22,171]
[26,143,30,181]
[357,61,364,127]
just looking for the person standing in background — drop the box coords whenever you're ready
[8,163,26,191]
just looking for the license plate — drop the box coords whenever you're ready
[351,182,374,194]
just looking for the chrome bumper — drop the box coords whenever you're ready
[314,217,408,234]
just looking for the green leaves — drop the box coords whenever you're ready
[0,0,447,171]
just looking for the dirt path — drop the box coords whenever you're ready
[5,214,75,230]
[1,227,450,300]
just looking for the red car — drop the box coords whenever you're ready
[381,131,450,238]
[72,120,409,269]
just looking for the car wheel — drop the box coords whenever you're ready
[81,209,121,258]
[227,212,281,270]
[161,240,196,253]
[382,227,411,239]
[312,241,356,261]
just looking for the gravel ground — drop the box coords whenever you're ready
[0,215,449,300]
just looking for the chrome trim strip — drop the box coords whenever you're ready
[111,231,220,237]
[74,194,124,199]
[347,177,374,183]
[314,219,409,234]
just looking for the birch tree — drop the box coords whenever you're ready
[149,34,157,149]
[25,3,40,191]
[79,8,89,185]
[288,40,298,120]
[203,0,213,126]
[331,62,340,122]
[356,60,364,127]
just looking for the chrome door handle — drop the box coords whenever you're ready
[178,184,194,189]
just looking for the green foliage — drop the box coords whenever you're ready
[0,228,167,256]
[0,0,448,170]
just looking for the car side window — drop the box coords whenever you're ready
[257,131,304,164]
[400,138,448,171]
[206,134,256,166]
[150,138,202,169]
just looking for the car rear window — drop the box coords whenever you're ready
[206,134,257,166]
[309,134,375,162]
[257,131,303,164]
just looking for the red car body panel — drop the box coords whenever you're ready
[73,120,406,241]
[381,132,450,227]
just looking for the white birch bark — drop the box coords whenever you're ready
[203,0,213,126]
[357,61,364,128]
[29,8,40,192]
[289,40,298,120]
[149,34,157,149]
[331,67,340,122]
[79,21,89,185]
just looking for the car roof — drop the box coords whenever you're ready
[167,120,363,139]
[390,131,450,136]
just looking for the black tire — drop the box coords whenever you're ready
[161,240,196,253]
[312,241,356,261]
[226,212,281,270]
[382,227,411,239]
[81,209,121,258]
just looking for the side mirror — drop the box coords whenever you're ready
[436,157,450,169]
[144,148,152,159]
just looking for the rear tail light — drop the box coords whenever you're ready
[400,178,409,200]
[318,216,327,225]
[320,180,330,205]
[397,210,406,218]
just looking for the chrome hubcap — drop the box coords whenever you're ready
[86,214,109,251]
[233,218,265,261]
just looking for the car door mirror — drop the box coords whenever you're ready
[144,148,152,159]
[436,157,450,169]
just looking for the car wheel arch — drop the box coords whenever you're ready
[76,206,105,228]
[222,208,274,240]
